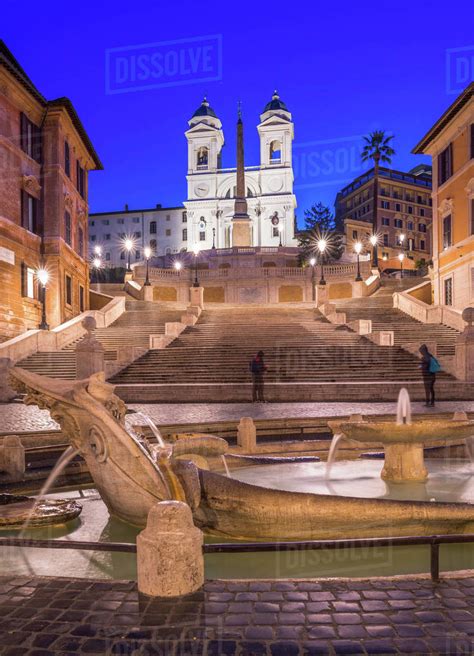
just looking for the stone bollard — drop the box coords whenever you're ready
[137,501,204,597]
[237,417,257,452]
[75,317,105,379]
[0,358,16,403]
[0,436,26,481]
[455,308,474,381]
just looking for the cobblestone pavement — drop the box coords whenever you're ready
[2,575,474,655]
[2,400,474,434]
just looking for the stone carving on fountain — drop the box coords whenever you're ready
[9,368,474,539]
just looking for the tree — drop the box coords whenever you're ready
[361,131,395,245]
[298,202,344,263]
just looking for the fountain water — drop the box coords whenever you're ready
[221,455,231,477]
[20,446,80,536]
[325,434,344,479]
[129,411,165,448]
[396,388,412,425]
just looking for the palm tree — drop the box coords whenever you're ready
[361,131,395,267]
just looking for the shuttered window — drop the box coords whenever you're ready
[76,161,85,198]
[438,143,453,185]
[65,212,72,246]
[65,141,71,177]
[20,113,41,162]
[21,190,37,233]
[443,215,452,249]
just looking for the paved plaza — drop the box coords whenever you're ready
[2,400,474,434]
[1,574,474,655]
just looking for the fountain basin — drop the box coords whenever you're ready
[328,419,474,445]
[0,493,82,528]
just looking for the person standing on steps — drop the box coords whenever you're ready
[250,350,267,403]
[419,344,441,407]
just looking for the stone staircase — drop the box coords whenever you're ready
[109,302,464,402]
[335,279,460,357]
[17,300,185,379]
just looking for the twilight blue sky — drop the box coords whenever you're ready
[3,0,474,226]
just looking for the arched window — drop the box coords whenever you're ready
[197,147,209,169]
[150,239,157,251]
[165,247,171,255]
[269,140,282,163]
[150,221,157,234]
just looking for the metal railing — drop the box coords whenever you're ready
[2,533,474,582]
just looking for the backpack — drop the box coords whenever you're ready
[429,356,441,374]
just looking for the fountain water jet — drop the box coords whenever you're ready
[221,455,231,477]
[325,434,344,479]
[396,388,412,425]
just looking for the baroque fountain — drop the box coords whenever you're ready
[6,367,474,542]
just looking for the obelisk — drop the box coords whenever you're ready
[232,104,251,247]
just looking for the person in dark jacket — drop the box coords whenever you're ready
[250,350,267,402]
[419,344,436,407]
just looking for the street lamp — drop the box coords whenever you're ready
[92,257,102,269]
[37,268,49,330]
[93,245,102,257]
[354,241,363,281]
[399,233,406,249]
[144,246,152,286]
[174,261,182,272]
[212,227,216,250]
[369,234,379,268]
[317,239,327,286]
[309,257,316,301]
[124,239,133,272]
[398,252,405,278]
[278,224,283,247]
[192,244,200,287]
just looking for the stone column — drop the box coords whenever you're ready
[75,317,105,380]
[237,417,257,452]
[189,286,204,309]
[455,308,474,381]
[0,358,16,403]
[381,443,427,483]
[137,501,204,597]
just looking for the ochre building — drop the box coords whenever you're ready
[0,41,102,341]
[413,83,473,311]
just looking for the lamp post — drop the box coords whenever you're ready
[37,268,49,330]
[278,224,283,247]
[317,239,327,285]
[93,245,102,257]
[354,241,363,281]
[212,227,216,250]
[399,233,406,251]
[124,239,133,272]
[192,244,200,287]
[369,234,379,268]
[174,261,182,272]
[398,252,405,279]
[144,246,151,286]
[92,257,102,270]
[309,257,316,301]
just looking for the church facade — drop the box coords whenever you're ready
[88,93,298,266]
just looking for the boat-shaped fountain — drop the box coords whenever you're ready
[8,368,474,540]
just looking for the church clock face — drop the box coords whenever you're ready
[195,183,209,197]
[199,219,207,230]
[268,177,283,192]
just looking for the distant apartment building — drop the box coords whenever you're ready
[413,83,473,311]
[0,42,102,341]
[335,165,432,267]
[89,205,187,267]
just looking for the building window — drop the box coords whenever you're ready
[90,235,96,242]
[395,203,401,212]
[182,212,187,223]
[407,221,414,231]
[394,219,403,228]
[381,200,390,209]
[352,230,358,239]
[150,239,157,250]
[166,229,171,237]
[407,206,413,214]
[444,277,453,306]
[443,215,452,249]
[65,275,72,306]
[64,141,70,177]
[471,124,474,159]
[105,234,111,240]
[420,208,425,217]
[118,218,124,224]
[21,264,36,299]
[106,252,111,261]
[199,231,206,241]
[79,285,85,312]
[120,252,125,260]
[273,227,279,238]
[166,215,171,221]
[102,219,109,225]
[133,231,141,239]
[383,234,389,246]
[420,239,426,250]
[182,228,188,241]
[382,217,390,226]
[136,250,141,259]
[269,140,282,163]
[196,147,209,169]
[438,144,453,185]
[65,211,72,246]
[76,162,85,198]
[408,238,414,251]
[133,217,140,223]
[20,113,41,162]
[419,223,427,233]
[78,226,84,257]
[150,221,157,234]
[90,221,95,227]
[21,191,37,233]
